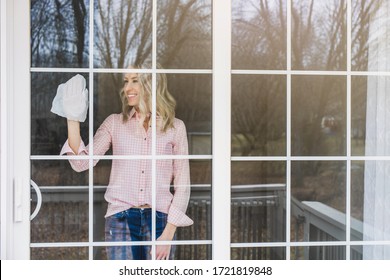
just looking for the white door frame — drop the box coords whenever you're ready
[1,0,232,260]
[1,0,31,259]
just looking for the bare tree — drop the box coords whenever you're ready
[31,0,89,67]
[232,0,287,158]
[352,0,383,70]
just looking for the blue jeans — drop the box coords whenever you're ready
[105,208,175,260]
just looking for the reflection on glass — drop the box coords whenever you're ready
[31,160,89,244]
[94,0,152,68]
[157,0,212,69]
[352,76,390,156]
[231,161,286,243]
[232,75,286,156]
[351,246,390,260]
[292,0,347,70]
[232,0,286,70]
[351,161,390,259]
[291,246,346,260]
[291,161,346,242]
[31,72,89,155]
[31,247,88,260]
[168,74,212,155]
[351,77,367,156]
[352,0,390,71]
[292,75,346,156]
[231,247,285,260]
[31,0,89,68]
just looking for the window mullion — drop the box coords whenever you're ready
[212,0,231,260]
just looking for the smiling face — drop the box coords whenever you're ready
[123,73,141,107]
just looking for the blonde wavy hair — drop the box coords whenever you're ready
[119,63,176,132]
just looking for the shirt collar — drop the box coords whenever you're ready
[128,108,154,121]
[129,108,137,119]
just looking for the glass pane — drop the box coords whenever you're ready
[174,245,212,260]
[31,0,89,68]
[31,247,88,260]
[232,0,287,70]
[31,160,89,243]
[291,161,346,242]
[93,160,110,242]
[231,161,286,243]
[94,244,211,260]
[292,75,346,156]
[232,75,286,156]
[31,72,89,155]
[93,73,122,139]
[175,160,212,241]
[291,246,346,260]
[168,74,212,155]
[94,0,152,68]
[157,0,212,69]
[351,245,390,260]
[231,247,286,260]
[351,76,367,156]
[94,245,150,260]
[351,76,390,156]
[352,0,390,71]
[350,161,364,241]
[292,0,347,71]
[351,161,390,246]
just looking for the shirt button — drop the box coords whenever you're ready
[141,170,144,174]
[140,189,143,191]
[144,138,146,140]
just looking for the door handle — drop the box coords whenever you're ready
[13,178,23,222]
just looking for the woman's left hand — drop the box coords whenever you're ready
[155,223,176,260]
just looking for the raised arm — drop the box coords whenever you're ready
[67,120,82,154]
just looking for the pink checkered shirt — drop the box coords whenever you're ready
[60,109,193,227]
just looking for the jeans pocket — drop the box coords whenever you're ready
[114,211,126,220]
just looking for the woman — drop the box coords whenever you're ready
[52,65,193,260]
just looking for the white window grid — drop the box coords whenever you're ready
[28,0,390,260]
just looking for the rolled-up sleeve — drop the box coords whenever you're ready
[167,120,193,227]
[60,114,114,172]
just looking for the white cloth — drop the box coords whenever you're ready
[51,74,89,122]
